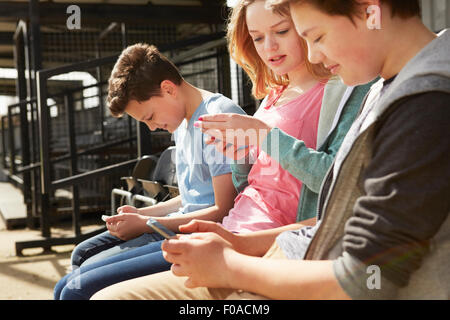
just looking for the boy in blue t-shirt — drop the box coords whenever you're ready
[71,43,246,267]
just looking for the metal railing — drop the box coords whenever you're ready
[7,54,138,254]
[7,31,238,255]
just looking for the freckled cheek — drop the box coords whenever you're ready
[352,50,381,77]
[288,42,304,60]
[331,43,369,69]
[254,46,266,64]
[355,46,374,63]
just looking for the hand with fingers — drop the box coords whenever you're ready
[161,232,241,289]
[103,212,149,241]
[194,113,273,160]
[178,219,239,249]
[116,205,139,215]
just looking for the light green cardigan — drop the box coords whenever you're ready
[231,78,376,222]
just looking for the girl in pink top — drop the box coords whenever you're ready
[222,82,325,231]
[195,0,331,232]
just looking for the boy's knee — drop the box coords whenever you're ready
[60,283,87,300]
[60,289,85,300]
[53,280,64,300]
[70,246,85,267]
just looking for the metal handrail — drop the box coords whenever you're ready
[10,30,231,254]
[52,158,138,189]
[14,136,136,174]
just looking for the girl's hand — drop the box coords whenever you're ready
[194,113,272,151]
[179,219,262,257]
[205,136,251,160]
[178,219,239,249]
[161,232,241,289]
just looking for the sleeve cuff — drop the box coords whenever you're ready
[332,252,399,300]
[261,127,282,163]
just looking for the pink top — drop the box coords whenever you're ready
[222,81,325,232]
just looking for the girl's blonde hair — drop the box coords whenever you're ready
[227,0,330,99]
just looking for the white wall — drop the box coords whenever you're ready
[421,0,450,32]
[0,96,17,117]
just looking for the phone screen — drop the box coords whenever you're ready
[146,218,177,239]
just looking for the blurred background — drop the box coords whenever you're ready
[0,0,448,299]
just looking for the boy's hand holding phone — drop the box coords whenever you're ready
[103,213,149,241]
[146,218,177,239]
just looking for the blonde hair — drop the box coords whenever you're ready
[227,0,330,99]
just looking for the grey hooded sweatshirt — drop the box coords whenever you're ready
[278,29,450,299]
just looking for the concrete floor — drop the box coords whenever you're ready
[0,182,102,300]
[0,223,73,300]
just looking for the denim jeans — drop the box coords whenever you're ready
[71,230,165,267]
[54,239,171,300]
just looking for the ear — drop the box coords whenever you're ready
[160,80,177,97]
[355,0,380,7]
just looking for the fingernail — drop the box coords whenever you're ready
[198,117,203,121]
[193,121,201,127]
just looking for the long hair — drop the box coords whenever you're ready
[227,0,330,99]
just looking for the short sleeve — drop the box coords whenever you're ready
[203,137,234,177]
[202,95,247,177]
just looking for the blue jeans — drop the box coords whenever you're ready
[54,240,171,300]
[71,230,165,267]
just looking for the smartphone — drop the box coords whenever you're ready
[209,137,249,152]
[146,218,177,239]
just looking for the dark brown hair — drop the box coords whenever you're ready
[267,0,421,20]
[107,43,183,117]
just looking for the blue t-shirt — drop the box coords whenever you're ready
[172,93,246,215]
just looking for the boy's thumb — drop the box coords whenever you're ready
[105,215,126,223]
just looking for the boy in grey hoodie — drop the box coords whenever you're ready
[91,0,450,300]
